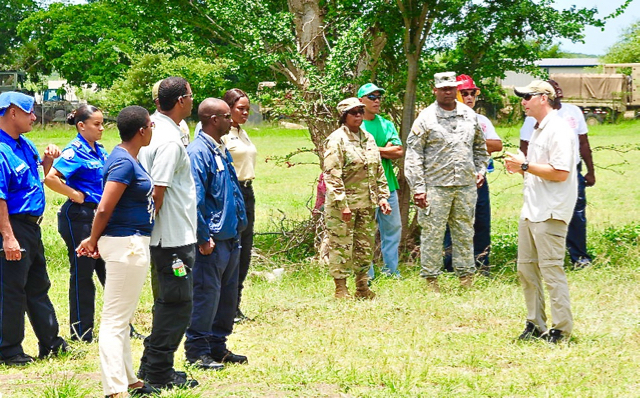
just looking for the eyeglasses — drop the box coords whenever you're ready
[347,108,365,116]
[180,93,194,100]
[460,90,477,97]
[365,94,383,101]
[211,113,232,120]
[521,93,543,101]
[141,121,155,130]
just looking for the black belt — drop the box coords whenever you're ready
[11,213,43,225]
[81,202,98,209]
[239,180,252,188]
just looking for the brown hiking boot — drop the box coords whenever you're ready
[460,274,474,288]
[334,278,351,299]
[354,272,375,299]
[425,277,440,293]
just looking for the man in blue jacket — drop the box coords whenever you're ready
[184,98,248,369]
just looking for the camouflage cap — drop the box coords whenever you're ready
[515,80,556,100]
[337,97,365,114]
[434,72,461,88]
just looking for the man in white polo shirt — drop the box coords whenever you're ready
[519,79,595,269]
[505,80,577,344]
[138,76,199,389]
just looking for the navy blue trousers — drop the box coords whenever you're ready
[0,217,65,359]
[58,200,106,342]
[444,180,491,271]
[185,238,240,361]
[567,164,591,263]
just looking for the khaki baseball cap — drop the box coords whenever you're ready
[515,80,556,100]
[151,80,162,101]
[434,72,461,88]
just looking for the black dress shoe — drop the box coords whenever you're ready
[212,350,248,364]
[148,371,199,390]
[188,354,225,370]
[129,381,159,396]
[0,353,35,366]
[38,339,70,359]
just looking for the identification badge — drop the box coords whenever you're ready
[37,163,45,182]
[215,155,225,171]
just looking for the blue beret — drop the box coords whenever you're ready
[0,91,35,117]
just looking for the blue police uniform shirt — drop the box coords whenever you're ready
[102,146,155,237]
[0,129,46,216]
[53,133,108,204]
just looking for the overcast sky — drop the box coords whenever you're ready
[554,0,639,56]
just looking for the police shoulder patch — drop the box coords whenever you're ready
[61,148,75,160]
[72,140,82,148]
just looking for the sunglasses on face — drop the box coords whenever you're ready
[347,108,365,116]
[521,93,543,101]
[460,90,477,97]
[142,121,155,130]
[365,94,383,101]
[211,113,232,120]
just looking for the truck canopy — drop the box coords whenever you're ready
[550,73,628,101]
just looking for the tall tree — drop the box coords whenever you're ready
[0,0,39,67]
[604,20,640,64]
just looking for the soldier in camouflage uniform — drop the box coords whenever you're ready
[405,72,489,292]
[323,97,391,299]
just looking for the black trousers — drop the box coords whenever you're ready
[566,163,591,263]
[58,200,106,342]
[139,243,194,384]
[0,217,65,359]
[237,183,255,310]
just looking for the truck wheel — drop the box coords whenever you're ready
[585,114,602,126]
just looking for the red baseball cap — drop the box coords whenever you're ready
[456,74,479,91]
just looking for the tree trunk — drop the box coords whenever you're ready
[397,53,420,246]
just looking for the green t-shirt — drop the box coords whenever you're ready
[362,115,402,192]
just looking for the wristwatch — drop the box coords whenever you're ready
[521,162,529,172]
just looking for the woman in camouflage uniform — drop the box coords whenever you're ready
[322,97,392,299]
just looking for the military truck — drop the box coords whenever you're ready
[0,71,29,94]
[550,63,640,125]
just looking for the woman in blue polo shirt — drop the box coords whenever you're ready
[77,105,155,398]
[44,105,108,343]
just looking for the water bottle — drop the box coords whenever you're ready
[171,254,187,277]
[487,158,495,173]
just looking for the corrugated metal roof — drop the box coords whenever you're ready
[535,58,601,67]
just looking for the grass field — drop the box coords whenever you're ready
[1,120,639,397]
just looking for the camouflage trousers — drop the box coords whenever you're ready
[325,206,376,279]
[418,185,477,278]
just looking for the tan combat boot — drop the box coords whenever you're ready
[354,272,376,299]
[425,277,440,293]
[460,274,474,288]
[334,278,351,299]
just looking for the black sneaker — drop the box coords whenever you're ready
[0,353,35,366]
[541,328,565,344]
[148,371,199,390]
[234,309,248,324]
[518,321,542,341]
[188,354,225,371]
[212,350,248,364]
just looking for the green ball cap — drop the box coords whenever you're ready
[357,83,386,98]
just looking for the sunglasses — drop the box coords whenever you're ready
[211,113,232,120]
[347,108,365,116]
[141,121,155,130]
[521,93,543,101]
[460,90,477,97]
[365,94,383,101]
